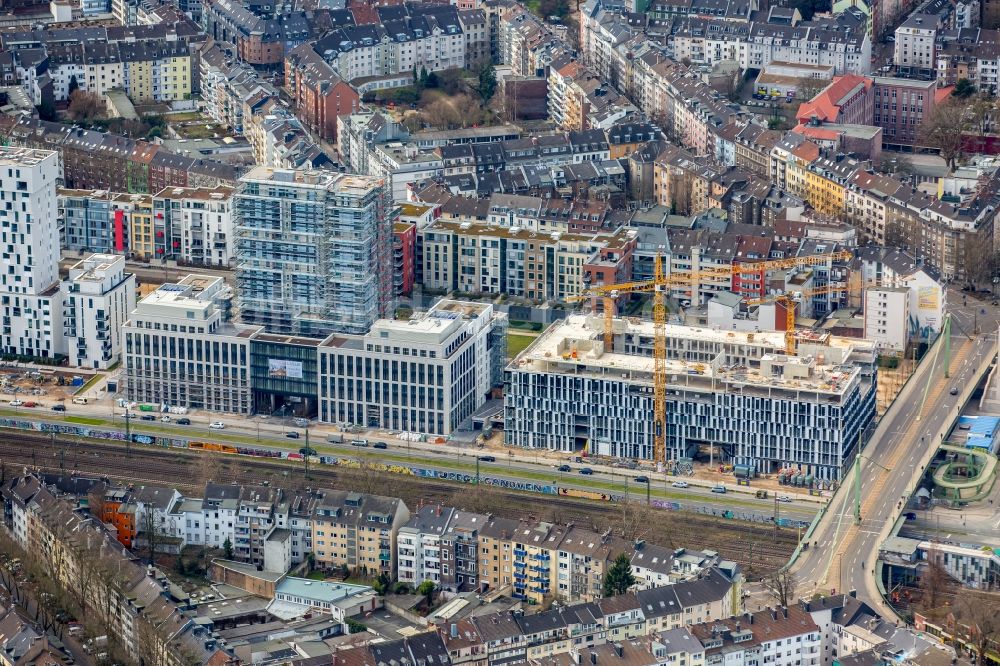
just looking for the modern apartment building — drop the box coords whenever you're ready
[505,315,878,481]
[0,147,63,361]
[61,254,136,369]
[317,299,507,435]
[153,186,235,267]
[420,221,636,302]
[122,275,259,414]
[235,168,394,337]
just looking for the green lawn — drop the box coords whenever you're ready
[506,333,536,358]
[65,416,104,426]
[77,373,104,394]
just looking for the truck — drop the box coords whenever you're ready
[327,433,344,444]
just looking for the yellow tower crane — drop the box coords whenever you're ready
[568,250,853,467]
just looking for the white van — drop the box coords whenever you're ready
[72,397,88,405]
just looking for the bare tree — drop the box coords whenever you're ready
[764,568,797,608]
[87,482,108,522]
[66,90,104,123]
[617,498,654,544]
[920,544,951,611]
[921,98,973,169]
[953,593,1000,666]
[139,506,169,566]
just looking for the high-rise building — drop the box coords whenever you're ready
[235,168,394,337]
[0,147,63,360]
[61,254,137,370]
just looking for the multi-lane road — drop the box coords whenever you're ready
[793,300,999,616]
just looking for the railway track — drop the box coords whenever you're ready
[0,432,797,577]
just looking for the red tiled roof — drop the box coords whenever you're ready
[796,74,872,124]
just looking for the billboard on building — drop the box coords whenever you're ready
[268,359,303,379]
[917,286,939,311]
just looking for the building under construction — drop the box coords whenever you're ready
[504,315,878,481]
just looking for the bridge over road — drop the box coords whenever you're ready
[792,316,998,619]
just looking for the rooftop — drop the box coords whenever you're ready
[509,314,870,397]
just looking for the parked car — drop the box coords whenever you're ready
[160,415,171,422]
[579,467,594,475]
[634,476,649,483]
[22,401,35,408]
[51,404,66,411]
[905,512,917,520]
[177,418,191,425]
[711,485,727,494]
[373,442,388,449]
[209,421,225,429]
[777,495,792,503]
[285,431,300,439]
[351,439,369,447]
[141,414,156,421]
[557,464,571,472]
[672,481,689,488]
[478,455,496,462]
[8,400,22,407]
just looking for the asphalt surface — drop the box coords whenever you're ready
[793,293,1000,616]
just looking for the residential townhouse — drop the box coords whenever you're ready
[283,43,359,143]
[0,117,241,195]
[201,0,310,67]
[315,4,467,87]
[311,490,410,578]
[0,475,227,665]
[397,505,455,588]
[689,606,821,666]
[499,4,568,77]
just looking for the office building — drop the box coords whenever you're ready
[505,315,877,481]
[122,275,260,414]
[61,254,137,369]
[0,147,63,361]
[317,300,507,435]
[235,168,395,337]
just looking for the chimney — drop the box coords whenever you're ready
[745,611,753,624]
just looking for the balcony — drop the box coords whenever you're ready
[531,552,550,561]
[513,548,527,557]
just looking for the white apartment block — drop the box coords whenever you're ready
[323,23,465,85]
[153,186,235,267]
[894,15,937,70]
[863,287,909,353]
[396,505,454,587]
[0,147,64,361]
[201,483,239,550]
[61,254,136,369]
[317,299,507,436]
[505,315,878,481]
[122,275,259,414]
